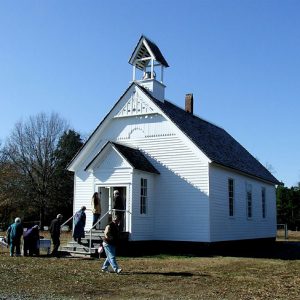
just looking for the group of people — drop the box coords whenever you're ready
[5,215,63,257]
[6,218,40,257]
[6,189,125,274]
[72,190,124,274]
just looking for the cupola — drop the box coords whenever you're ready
[129,35,169,102]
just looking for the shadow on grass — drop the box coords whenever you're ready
[121,240,300,260]
[123,271,194,277]
[208,241,300,260]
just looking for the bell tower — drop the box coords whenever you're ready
[129,35,169,102]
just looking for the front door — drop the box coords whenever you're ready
[98,186,109,230]
[97,186,127,230]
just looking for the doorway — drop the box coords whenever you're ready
[97,186,127,230]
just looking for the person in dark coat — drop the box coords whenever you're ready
[101,217,122,274]
[49,214,63,257]
[7,217,23,257]
[113,190,124,231]
[23,225,40,256]
[73,206,86,244]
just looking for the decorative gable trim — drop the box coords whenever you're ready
[114,89,157,118]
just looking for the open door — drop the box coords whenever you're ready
[98,187,110,230]
[97,186,127,231]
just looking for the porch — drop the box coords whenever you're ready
[60,209,129,257]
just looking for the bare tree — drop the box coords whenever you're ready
[2,112,68,227]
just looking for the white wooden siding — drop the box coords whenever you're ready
[71,85,212,241]
[130,171,155,241]
[74,115,211,241]
[209,164,277,242]
[73,170,94,230]
[118,135,210,242]
[93,149,133,185]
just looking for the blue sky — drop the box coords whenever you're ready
[0,0,299,187]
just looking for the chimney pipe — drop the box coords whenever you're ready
[185,93,193,114]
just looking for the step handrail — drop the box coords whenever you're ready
[61,209,129,255]
[60,209,92,230]
[87,209,129,253]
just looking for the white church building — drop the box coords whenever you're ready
[67,36,279,247]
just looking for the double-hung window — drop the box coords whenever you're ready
[246,183,252,218]
[140,178,147,214]
[228,178,234,217]
[262,187,266,218]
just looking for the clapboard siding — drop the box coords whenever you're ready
[73,171,94,229]
[116,133,210,241]
[94,169,132,185]
[209,165,276,242]
[118,136,209,191]
[130,171,155,241]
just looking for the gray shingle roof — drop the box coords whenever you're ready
[112,142,160,174]
[139,85,280,184]
[85,141,160,175]
[129,35,169,70]
[143,36,169,67]
[71,81,279,185]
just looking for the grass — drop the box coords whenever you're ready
[0,232,300,299]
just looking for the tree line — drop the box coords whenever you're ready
[277,184,300,230]
[0,112,83,229]
[0,112,299,231]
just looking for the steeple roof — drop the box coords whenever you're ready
[129,35,169,70]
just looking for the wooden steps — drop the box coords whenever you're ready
[60,229,104,257]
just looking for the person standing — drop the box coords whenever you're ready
[7,217,23,257]
[23,225,40,256]
[113,190,124,230]
[49,214,63,257]
[91,192,101,229]
[101,217,122,274]
[73,206,86,244]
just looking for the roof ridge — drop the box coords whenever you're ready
[163,99,225,131]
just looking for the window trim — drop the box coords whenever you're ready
[140,178,148,215]
[228,178,235,217]
[246,183,253,219]
[262,187,266,219]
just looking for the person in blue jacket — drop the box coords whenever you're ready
[73,206,86,244]
[7,217,23,257]
[23,225,40,256]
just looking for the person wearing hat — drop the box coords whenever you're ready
[7,217,23,257]
[49,214,63,257]
[23,225,40,256]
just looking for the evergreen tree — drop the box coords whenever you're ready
[47,130,83,224]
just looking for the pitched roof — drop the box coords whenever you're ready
[112,142,160,174]
[69,81,279,185]
[85,141,160,175]
[129,35,169,70]
[139,85,280,184]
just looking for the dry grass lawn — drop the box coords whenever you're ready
[0,231,299,300]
